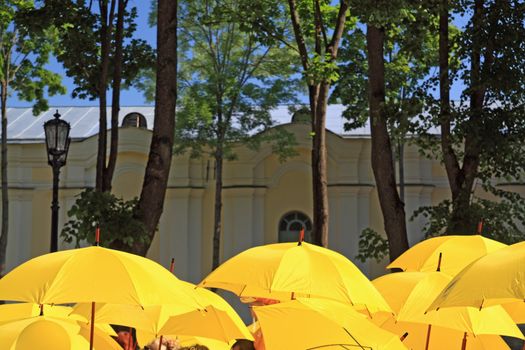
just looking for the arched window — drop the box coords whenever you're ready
[278,211,313,243]
[121,112,147,128]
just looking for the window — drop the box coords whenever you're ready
[121,112,147,128]
[278,211,313,243]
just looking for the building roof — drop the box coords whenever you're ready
[6,105,437,142]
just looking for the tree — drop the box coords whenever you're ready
[172,0,298,270]
[131,0,178,256]
[332,2,438,261]
[414,0,525,238]
[0,0,64,274]
[284,0,350,247]
[32,0,154,192]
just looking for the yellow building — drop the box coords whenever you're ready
[4,105,520,282]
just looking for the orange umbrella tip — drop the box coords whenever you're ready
[477,220,483,235]
[95,227,100,246]
[298,228,305,246]
[169,258,175,273]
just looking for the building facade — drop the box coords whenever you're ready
[4,106,516,283]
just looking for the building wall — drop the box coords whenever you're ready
[4,124,523,281]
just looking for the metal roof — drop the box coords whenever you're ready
[6,105,437,142]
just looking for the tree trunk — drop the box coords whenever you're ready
[96,0,116,192]
[398,141,405,203]
[312,82,329,247]
[288,0,348,247]
[133,0,177,256]
[441,0,487,234]
[367,25,409,261]
[104,0,126,192]
[212,149,223,270]
[0,80,8,277]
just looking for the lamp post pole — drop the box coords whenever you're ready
[50,160,61,252]
[44,110,71,253]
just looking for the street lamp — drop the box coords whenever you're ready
[44,110,71,252]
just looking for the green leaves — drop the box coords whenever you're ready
[172,0,299,163]
[61,189,149,249]
[28,1,155,101]
[1,0,65,115]
[304,53,340,84]
[356,228,389,263]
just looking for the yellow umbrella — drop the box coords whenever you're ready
[378,316,511,350]
[252,298,407,350]
[373,272,522,349]
[0,303,117,337]
[387,235,506,276]
[0,303,74,322]
[0,246,202,306]
[373,272,522,338]
[0,246,204,350]
[72,285,252,346]
[0,316,121,350]
[199,242,391,313]
[430,241,525,310]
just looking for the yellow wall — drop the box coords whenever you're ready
[4,124,525,281]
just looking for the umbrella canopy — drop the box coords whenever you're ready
[0,303,73,322]
[0,316,121,350]
[199,242,391,313]
[72,285,252,345]
[252,299,406,350]
[0,303,117,337]
[378,316,511,350]
[430,241,525,310]
[373,272,523,339]
[0,246,202,307]
[387,235,506,276]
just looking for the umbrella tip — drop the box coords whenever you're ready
[169,258,175,273]
[298,228,305,246]
[94,227,100,246]
[477,220,483,235]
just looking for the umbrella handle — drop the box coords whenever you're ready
[425,324,432,350]
[461,332,467,350]
[89,302,96,350]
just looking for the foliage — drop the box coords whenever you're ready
[413,184,525,244]
[61,189,149,249]
[26,0,155,100]
[411,0,525,235]
[356,228,389,263]
[0,0,66,114]
[171,0,300,161]
[332,2,438,141]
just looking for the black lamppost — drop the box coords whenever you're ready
[44,110,71,252]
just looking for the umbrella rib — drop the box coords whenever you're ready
[342,327,369,350]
